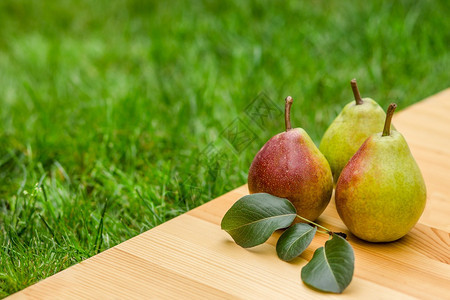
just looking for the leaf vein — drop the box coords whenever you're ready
[226,213,296,231]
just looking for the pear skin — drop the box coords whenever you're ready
[320,79,388,182]
[335,104,426,242]
[248,97,333,221]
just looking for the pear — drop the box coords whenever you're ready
[248,96,333,221]
[335,103,426,242]
[320,79,389,182]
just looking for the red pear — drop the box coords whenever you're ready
[248,96,333,221]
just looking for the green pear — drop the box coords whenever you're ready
[248,96,333,221]
[320,79,389,182]
[335,103,426,242]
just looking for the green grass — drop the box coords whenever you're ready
[0,0,449,296]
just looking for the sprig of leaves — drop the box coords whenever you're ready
[221,193,355,294]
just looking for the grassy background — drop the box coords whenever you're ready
[0,0,449,296]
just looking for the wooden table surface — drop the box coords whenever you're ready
[10,89,450,300]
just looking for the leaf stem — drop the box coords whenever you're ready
[296,215,331,233]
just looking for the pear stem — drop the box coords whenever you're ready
[351,79,363,105]
[285,96,293,131]
[382,103,397,136]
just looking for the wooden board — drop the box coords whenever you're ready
[9,89,450,300]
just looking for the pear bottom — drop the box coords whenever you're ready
[336,181,426,243]
[336,204,424,243]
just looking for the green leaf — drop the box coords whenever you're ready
[301,234,355,293]
[276,223,316,261]
[221,193,296,248]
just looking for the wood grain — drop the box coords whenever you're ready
[9,89,450,300]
